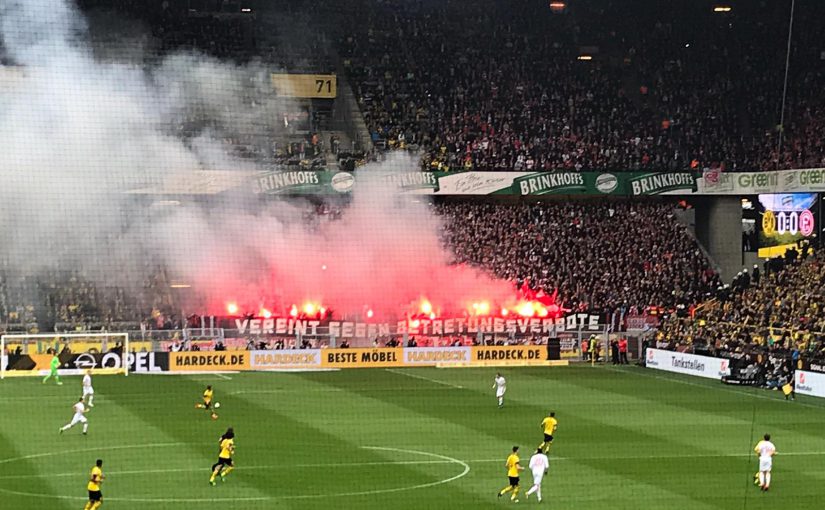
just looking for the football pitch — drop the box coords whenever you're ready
[1,365,824,510]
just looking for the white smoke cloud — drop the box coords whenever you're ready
[0,0,514,322]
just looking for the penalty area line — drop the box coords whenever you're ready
[384,368,464,389]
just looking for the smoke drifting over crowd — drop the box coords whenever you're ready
[0,0,514,320]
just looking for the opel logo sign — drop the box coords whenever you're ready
[74,353,97,370]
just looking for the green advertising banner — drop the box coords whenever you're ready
[505,172,695,196]
[252,170,697,196]
[699,167,825,194]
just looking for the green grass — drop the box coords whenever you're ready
[1,365,824,509]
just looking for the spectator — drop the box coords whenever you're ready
[619,337,629,364]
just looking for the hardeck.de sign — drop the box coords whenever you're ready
[471,345,545,365]
[170,352,250,371]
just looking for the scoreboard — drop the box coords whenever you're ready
[758,193,818,257]
[270,73,337,99]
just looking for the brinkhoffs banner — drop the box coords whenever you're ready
[251,170,697,196]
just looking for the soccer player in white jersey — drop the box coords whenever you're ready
[82,369,95,407]
[493,373,506,408]
[60,397,89,435]
[525,447,550,502]
[754,433,776,491]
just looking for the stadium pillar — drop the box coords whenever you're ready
[695,196,742,282]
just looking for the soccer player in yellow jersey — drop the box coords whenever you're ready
[210,427,235,486]
[539,411,558,453]
[498,446,524,502]
[84,459,104,510]
[196,385,218,419]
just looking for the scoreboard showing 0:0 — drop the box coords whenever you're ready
[762,209,815,237]
[757,193,818,257]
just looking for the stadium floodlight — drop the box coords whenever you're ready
[1,332,130,379]
[577,55,593,61]
[713,5,733,13]
[549,2,567,13]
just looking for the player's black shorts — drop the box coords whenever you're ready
[203,400,212,409]
[544,433,554,442]
[508,476,519,486]
[88,490,102,502]
[216,457,233,467]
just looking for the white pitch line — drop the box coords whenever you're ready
[228,387,460,395]
[2,451,823,481]
[229,388,344,395]
[0,456,468,480]
[385,368,464,389]
[0,442,189,466]
[1,450,823,480]
[0,461,447,480]
[187,374,232,381]
[0,445,470,503]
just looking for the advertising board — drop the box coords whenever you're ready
[645,348,730,379]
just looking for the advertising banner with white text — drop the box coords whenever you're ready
[795,370,825,399]
[250,349,322,370]
[645,348,730,379]
[402,347,471,365]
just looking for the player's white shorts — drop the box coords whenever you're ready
[496,389,506,398]
[83,387,94,397]
[759,458,772,472]
[532,470,544,486]
[70,413,88,425]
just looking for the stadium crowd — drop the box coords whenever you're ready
[4,0,825,359]
[0,268,177,334]
[69,0,825,174]
[435,200,719,316]
[337,0,825,173]
[0,200,720,335]
[656,246,825,383]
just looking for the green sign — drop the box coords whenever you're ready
[251,170,697,196]
[253,170,352,195]
[699,167,825,194]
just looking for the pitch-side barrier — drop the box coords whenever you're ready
[645,348,825,400]
[2,346,570,377]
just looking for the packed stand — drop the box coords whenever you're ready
[585,0,825,172]
[0,268,177,334]
[334,0,825,173]
[435,200,719,317]
[657,245,825,388]
[338,0,667,172]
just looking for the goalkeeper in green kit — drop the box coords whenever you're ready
[42,351,63,385]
